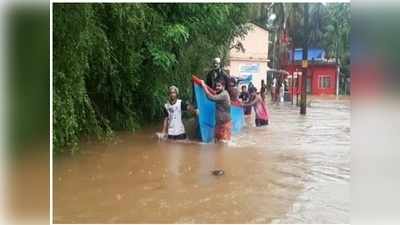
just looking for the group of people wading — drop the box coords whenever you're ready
[159,57,270,143]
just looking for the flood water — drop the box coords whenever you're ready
[53,97,350,224]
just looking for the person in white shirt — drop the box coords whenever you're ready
[160,86,195,140]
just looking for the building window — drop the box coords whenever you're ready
[319,75,331,89]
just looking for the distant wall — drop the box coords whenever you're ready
[226,23,269,91]
[284,64,338,95]
[228,60,268,91]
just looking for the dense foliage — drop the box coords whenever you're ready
[323,3,351,94]
[9,8,49,155]
[53,3,250,152]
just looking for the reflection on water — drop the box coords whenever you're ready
[53,97,350,224]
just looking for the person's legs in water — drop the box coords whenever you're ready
[255,118,261,127]
[244,106,252,127]
[255,119,268,127]
[168,133,187,140]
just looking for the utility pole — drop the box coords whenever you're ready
[291,72,294,105]
[335,34,340,96]
[300,3,309,115]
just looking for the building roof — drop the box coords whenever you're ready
[293,48,326,61]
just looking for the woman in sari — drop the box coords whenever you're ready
[242,87,269,127]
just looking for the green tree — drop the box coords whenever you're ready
[323,3,351,94]
[53,3,251,152]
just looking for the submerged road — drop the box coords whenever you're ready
[54,96,350,223]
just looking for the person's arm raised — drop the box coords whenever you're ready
[201,81,225,102]
[242,96,258,107]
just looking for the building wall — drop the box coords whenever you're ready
[228,60,269,90]
[284,64,337,95]
[229,24,269,61]
[311,66,337,95]
[226,23,269,91]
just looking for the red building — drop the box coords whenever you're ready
[282,48,339,96]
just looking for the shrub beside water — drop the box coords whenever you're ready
[53,3,251,152]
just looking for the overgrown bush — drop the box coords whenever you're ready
[53,3,251,152]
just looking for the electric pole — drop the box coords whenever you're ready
[300,3,309,115]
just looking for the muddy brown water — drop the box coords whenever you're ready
[53,97,350,224]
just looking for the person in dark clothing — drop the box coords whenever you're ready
[248,81,257,94]
[226,75,240,104]
[206,57,230,90]
[239,85,252,116]
[239,85,249,102]
[260,79,267,101]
